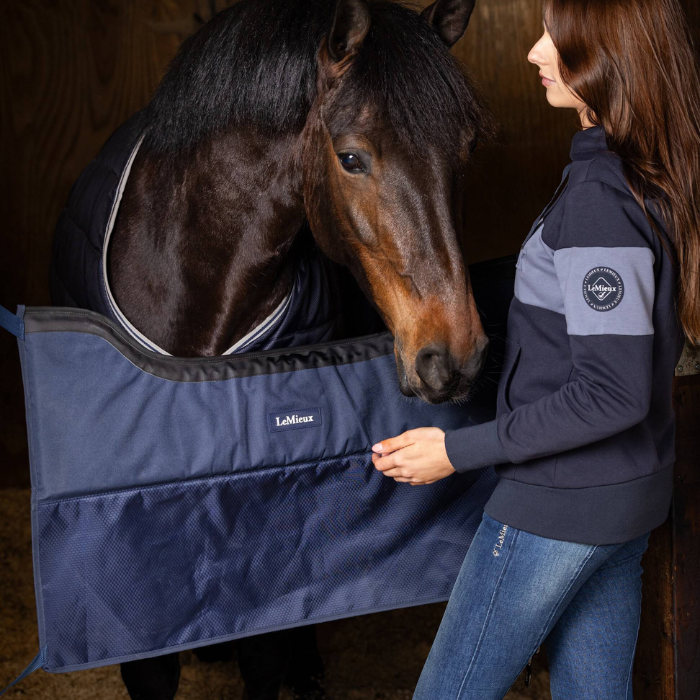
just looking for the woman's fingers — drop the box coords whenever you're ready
[372,450,422,481]
[371,448,408,473]
[371,430,416,455]
[372,451,438,485]
[392,476,435,485]
[371,427,453,486]
[379,465,406,478]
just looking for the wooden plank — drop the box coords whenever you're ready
[634,517,675,699]
[673,375,700,699]
[635,373,700,700]
[671,16,700,700]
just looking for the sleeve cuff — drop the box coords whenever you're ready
[444,420,509,473]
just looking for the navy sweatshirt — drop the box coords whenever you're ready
[446,126,685,545]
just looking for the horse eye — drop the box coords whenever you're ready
[338,153,364,173]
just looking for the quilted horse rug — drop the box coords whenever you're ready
[0,114,515,690]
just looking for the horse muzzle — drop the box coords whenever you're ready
[398,336,490,404]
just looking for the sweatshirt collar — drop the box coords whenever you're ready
[570,125,609,161]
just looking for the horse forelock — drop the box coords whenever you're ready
[140,0,489,159]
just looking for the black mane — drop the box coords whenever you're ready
[143,0,488,155]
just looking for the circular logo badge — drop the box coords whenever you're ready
[582,267,624,312]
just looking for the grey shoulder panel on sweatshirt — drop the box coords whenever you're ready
[553,246,655,336]
[514,224,565,315]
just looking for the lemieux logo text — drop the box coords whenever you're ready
[582,267,625,312]
[493,524,508,557]
[276,414,315,426]
[269,407,322,432]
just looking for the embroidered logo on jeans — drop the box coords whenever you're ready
[493,524,508,557]
[268,408,322,432]
[582,267,624,311]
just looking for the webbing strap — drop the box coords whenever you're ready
[0,305,24,340]
[0,646,47,696]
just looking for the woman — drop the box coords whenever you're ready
[372,0,700,697]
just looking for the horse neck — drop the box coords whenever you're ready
[108,130,306,357]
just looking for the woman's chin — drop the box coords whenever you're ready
[545,89,581,111]
[545,90,563,107]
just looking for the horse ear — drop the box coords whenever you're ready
[327,0,371,62]
[421,0,476,48]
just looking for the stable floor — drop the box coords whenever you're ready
[0,489,551,700]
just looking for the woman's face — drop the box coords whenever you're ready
[528,26,587,113]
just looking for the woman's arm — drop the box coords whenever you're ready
[374,180,657,483]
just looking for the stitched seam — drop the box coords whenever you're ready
[38,450,376,504]
[534,546,598,656]
[94,154,122,179]
[625,583,643,698]
[46,592,452,673]
[19,340,49,651]
[537,545,598,641]
[506,545,599,691]
[497,465,673,490]
[455,528,522,699]
[59,208,102,253]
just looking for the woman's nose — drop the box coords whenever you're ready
[528,38,545,65]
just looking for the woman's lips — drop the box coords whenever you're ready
[540,72,556,87]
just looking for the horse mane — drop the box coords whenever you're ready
[142,0,488,156]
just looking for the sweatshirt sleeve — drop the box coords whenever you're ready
[445,180,656,472]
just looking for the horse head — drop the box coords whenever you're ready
[110,0,489,391]
[302,0,488,404]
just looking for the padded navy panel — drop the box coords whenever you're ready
[21,331,495,502]
[37,454,496,672]
[15,272,515,672]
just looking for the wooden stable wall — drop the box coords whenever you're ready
[0,0,195,488]
[0,1,698,698]
[0,0,579,489]
[634,368,700,699]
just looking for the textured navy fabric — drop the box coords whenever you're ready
[36,455,495,672]
[21,330,495,502]
[445,126,685,545]
[15,110,518,674]
[17,310,505,672]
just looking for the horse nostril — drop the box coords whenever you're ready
[415,344,455,391]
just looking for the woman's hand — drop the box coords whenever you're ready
[371,427,456,485]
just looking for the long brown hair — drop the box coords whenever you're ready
[543,0,700,345]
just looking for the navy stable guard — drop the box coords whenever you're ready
[0,255,514,690]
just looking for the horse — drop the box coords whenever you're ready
[52,0,490,696]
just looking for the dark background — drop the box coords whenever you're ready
[1,3,698,699]
[0,0,697,489]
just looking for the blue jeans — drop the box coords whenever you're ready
[413,512,650,700]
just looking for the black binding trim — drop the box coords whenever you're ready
[23,308,394,382]
[22,255,517,383]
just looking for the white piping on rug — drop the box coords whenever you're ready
[101,137,292,357]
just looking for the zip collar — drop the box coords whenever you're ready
[570,125,609,161]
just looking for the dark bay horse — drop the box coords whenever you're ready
[105,0,489,697]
